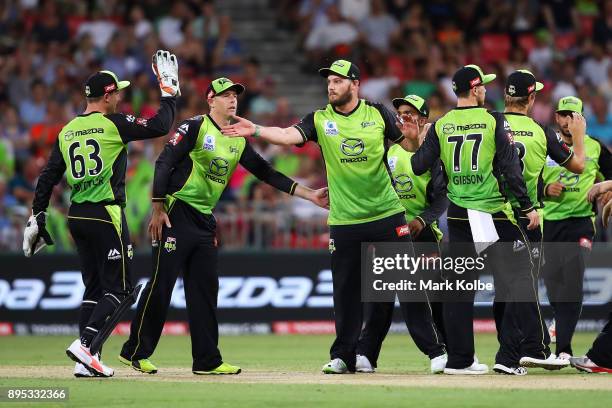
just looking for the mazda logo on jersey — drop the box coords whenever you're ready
[209,157,229,176]
[393,174,413,193]
[558,171,579,187]
[340,138,364,156]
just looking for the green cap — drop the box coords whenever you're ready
[392,94,429,118]
[318,60,360,80]
[206,77,245,99]
[556,96,583,114]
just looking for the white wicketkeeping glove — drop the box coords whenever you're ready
[23,212,54,257]
[152,50,180,97]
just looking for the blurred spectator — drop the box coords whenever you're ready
[76,9,118,49]
[552,64,580,103]
[9,157,41,206]
[359,63,399,106]
[18,79,47,126]
[528,29,555,75]
[157,1,190,48]
[250,78,278,125]
[29,99,66,159]
[31,0,70,44]
[541,0,580,34]
[1,106,29,161]
[587,95,612,143]
[129,5,154,40]
[304,5,358,62]
[358,0,399,52]
[580,44,611,89]
[339,0,370,23]
[238,57,266,116]
[191,0,221,40]
[208,16,243,76]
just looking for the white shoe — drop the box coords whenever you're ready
[493,363,528,376]
[322,358,349,374]
[355,354,374,373]
[444,360,488,375]
[558,352,572,360]
[74,362,94,378]
[66,339,114,377]
[430,354,447,374]
[549,320,556,343]
[519,353,569,370]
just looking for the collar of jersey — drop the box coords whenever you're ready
[206,114,222,131]
[78,111,103,117]
[504,112,527,117]
[453,106,483,110]
[331,99,361,117]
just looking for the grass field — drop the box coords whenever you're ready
[0,333,611,407]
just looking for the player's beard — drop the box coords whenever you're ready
[329,87,353,107]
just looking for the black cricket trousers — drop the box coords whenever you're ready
[543,217,594,356]
[356,225,446,367]
[68,202,133,347]
[328,212,443,371]
[121,199,222,371]
[445,203,550,369]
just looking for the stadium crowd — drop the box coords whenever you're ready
[0,0,611,251]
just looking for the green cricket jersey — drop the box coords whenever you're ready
[503,112,572,209]
[294,100,405,225]
[410,107,533,214]
[32,98,176,214]
[542,135,612,220]
[153,115,296,215]
[387,144,445,240]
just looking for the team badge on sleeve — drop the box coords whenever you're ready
[164,237,177,252]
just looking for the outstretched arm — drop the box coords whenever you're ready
[221,115,305,146]
[239,141,329,209]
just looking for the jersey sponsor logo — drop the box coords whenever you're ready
[64,128,104,140]
[107,248,121,261]
[328,239,336,254]
[388,156,398,172]
[558,171,580,188]
[126,115,135,123]
[395,225,410,237]
[127,244,133,260]
[230,146,239,153]
[579,237,592,250]
[452,174,484,185]
[324,120,339,136]
[340,138,364,156]
[203,134,215,151]
[207,157,230,184]
[164,237,177,253]
[209,157,229,176]
[511,130,534,137]
[136,118,148,126]
[361,121,376,128]
[169,132,182,146]
[393,174,413,193]
[456,123,487,131]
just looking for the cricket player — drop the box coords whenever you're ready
[541,96,612,360]
[222,60,443,374]
[23,50,180,377]
[569,179,612,374]
[402,65,568,375]
[119,77,329,375]
[497,71,586,371]
[355,94,448,374]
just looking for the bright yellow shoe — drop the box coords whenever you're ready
[118,355,158,374]
[193,362,241,375]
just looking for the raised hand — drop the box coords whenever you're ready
[152,50,180,97]
[221,115,256,138]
